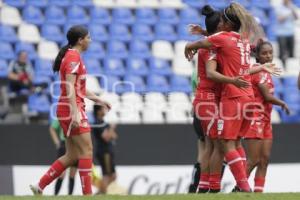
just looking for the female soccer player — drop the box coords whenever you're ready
[30,25,110,195]
[245,41,290,192]
[185,2,264,192]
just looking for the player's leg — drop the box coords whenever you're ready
[244,139,262,176]
[54,141,67,195]
[68,167,77,195]
[254,139,272,192]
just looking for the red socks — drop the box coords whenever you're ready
[236,146,247,173]
[225,150,250,192]
[38,160,66,190]
[209,173,221,190]
[254,177,265,192]
[198,173,210,190]
[78,158,93,195]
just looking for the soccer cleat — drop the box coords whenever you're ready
[197,188,209,193]
[208,189,220,193]
[30,184,43,195]
[231,185,251,193]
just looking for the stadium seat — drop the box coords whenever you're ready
[132,24,154,42]
[124,75,147,93]
[107,40,128,59]
[89,7,111,25]
[172,57,194,76]
[27,0,48,8]
[93,0,115,8]
[152,41,174,60]
[22,6,44,25]
[158,8,179,25]
[109,24,131,42]
[160,0,184,8]
[86,75,102,94]
[0,25,18,42]
[177,24,199,41]
[34,59,53,77]
[282,76,298,88]
[15,42,37,60]
[182,0,206,8]
[135,8,157,25]
[174,40,188,58]
[41,24,64,43]
[285,58,300,75]
[0,42,15,60]
[206,0,229,9]
[142,108,164,123]
[112,8,135,25]
[272,77,283,94]
[3,0,25,8]
[250,7,269,27]
[168,92,192,112]
[155,24,177,42]
[18,23,41,43]
[84,42,105,59]
[165,108,188,124]
[119,107,141,124]
[280,104,300,123]
[271,109,281,123]
[99,92,121,111]
[129,40,151,59]
[104,75,126,94]
[28,94,51,113]
[115,0,138,8]
[38,41,59,60]
[282,89,300,104]
[145,92,168,111]
[72,0,93,7]
[104,110,119,124]
[103,57,126,77]
[179,8,201,24]
[251,0,271,10]
[233,0,250,8]
[48,0,70,7]
[0,59,8,78]
[89,25,108,42]
[0,6,22,26]
[45,6,66,25]
[84,58,103,76]
[67,6,89,25]
[149,57,172,76]
[121,92,144,108]
[126,57,149,76]
[170,75,192,93]
[32,75,51,86]
[147,74,170,93]
[137,0,160,8]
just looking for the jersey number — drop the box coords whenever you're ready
[237,42,250,65]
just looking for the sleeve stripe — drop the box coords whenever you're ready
[71,62,80,73]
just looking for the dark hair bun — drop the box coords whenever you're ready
[201,5,215,17]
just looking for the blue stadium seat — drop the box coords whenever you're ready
[107,40,128,59]
[15,42,37,60]
[207,0,229,9]
[84,42,105,59]
[126,57,149,76]
[147,74,170,93]
[251,0,271,10]
[89,25,108,42]
[170,75,192,93]
[90,7,111,25]
[0,42,15,60]
[103,58,126,77]
[282,77,298,87]
[124,75,147,93]
[158,8,179,25]
[112,8,135,24]
[234,0,250,8]
[182,0,206,8]
[34,59,53,77]
[177,24,199,41]
[0,25,18,42]
[28,94,51,113]
[109,24,131,42]
[294,0,300,7]
[149,57,172,76]
[179,8,201,24]
[45,6,66,25]
[272,77,283,94]
[0,59,8,78]
[3,0,25,8]
[71,0,93,7]
[132,24,154,42]
[282,88,300,103]
[22,6,44,25]
[84,58,103,76]
[250,8,269,27]
[48,0,70,7]
[41,24,64,43]
[27,0,48,8]
[155,24,177,42]
[67,6,89,24]
[266,25,276,42]
[136,8,157,25]
[129,40,151,59]
[280,104,300,123]
[103,75,122,93]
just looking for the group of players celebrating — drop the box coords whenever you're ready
[186,2,290,193]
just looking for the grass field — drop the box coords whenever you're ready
[1,193,300,200]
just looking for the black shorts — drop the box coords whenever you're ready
[96,151,116,176]
[57,141,77,167]
[193,112,205,142]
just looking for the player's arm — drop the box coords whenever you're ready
[249,63,282,76]
[49,125,60,149]
[188,24,208,36]
[206,59,250,88]
[66,74,80,127]
[185,39,212,61]
[298,71,300,90]
[86,89,111,110]
[258,83,290,114]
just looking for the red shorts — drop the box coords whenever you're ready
[193,99,219,139]
[217,95,255,140]
[245,119,272,139]
[57,103,91,137]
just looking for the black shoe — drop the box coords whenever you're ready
[231,186,251,193]
[197,188,209,193]
[209,189,220,193]
[188,184,197,193]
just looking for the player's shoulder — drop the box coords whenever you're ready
[65,49,80,60]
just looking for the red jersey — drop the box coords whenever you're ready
[207,31,253,98]
[58,49,87,109]
[251,68,274,122]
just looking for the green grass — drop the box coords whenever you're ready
[1,193,300,200]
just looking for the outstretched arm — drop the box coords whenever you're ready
[86,89,111,110]
[185,39,212,61]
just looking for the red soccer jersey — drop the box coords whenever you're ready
[251,67,274,122]
[58,49,87,109]
[207,31,253,98]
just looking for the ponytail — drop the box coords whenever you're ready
[52,44,70,72]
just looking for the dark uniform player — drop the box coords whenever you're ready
[93,104,117,194]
